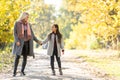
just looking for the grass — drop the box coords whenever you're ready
[76,50,120,79]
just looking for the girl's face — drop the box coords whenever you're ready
[52,25,57,32]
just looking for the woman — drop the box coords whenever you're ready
[12,12,40,77]
[41,24,64,75]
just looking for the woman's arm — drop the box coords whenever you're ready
[31,28,39,43]
[14,22,19,43]
[30,24,40,43]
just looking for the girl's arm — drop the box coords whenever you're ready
[60,38,64,54]
[41,36,49,45]
[60,38,64,50]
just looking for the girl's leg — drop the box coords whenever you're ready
[13,55,20,76]
[50,54,55,75]
[55,51,61,69]
[55,54,63,75]
[56,56,61,69]
[50,55,54,70]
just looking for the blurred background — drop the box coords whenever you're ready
[1,0,120,50]
[0,0,120,79]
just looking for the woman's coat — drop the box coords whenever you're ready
[42,34,64,57]
[12,22,39,57]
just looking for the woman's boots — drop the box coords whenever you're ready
[59,68,63,75]
[20,72,26,76]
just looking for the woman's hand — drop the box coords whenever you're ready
[16,41,20,46]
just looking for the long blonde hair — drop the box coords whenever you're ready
[17,12,29,21]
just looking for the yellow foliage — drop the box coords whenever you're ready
[0,0,30,44]
[65,0,120,49]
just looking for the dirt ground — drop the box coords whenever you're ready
[0,49,115,80]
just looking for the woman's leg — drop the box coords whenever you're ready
[13,55,20,76]
[21,54,27,74]
[21,41,29,75]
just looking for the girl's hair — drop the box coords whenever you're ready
[17,12,29,21]
[48,24,62,43]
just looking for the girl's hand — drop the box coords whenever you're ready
[62,50,64,55]
[16,41,20,46]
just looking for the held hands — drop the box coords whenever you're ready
[16,41,20,46]
[38,41,64,55]
[38,41,42,45]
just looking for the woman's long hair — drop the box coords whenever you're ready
[17,12,29,21]
[48,24,62,43]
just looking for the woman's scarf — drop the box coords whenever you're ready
[16,21,31,41]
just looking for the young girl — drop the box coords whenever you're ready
[41,24,64,75]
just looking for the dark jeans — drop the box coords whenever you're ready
[13,41,29,74]
[50,49,61,70]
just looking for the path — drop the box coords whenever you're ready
[0,50,111,80]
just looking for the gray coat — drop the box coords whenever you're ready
[12,22,39,57]
[42,34,64,57]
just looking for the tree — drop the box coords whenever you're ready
[0,0,30,49]
[28,0,56,39]
[55,3,81,39]
[63,0,120,49]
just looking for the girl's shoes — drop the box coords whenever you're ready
[52,69,56,75]
[13,73,16,77]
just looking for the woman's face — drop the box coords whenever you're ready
[52,25,57,32]
[25,15,29,22]
[23,15,29,23]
